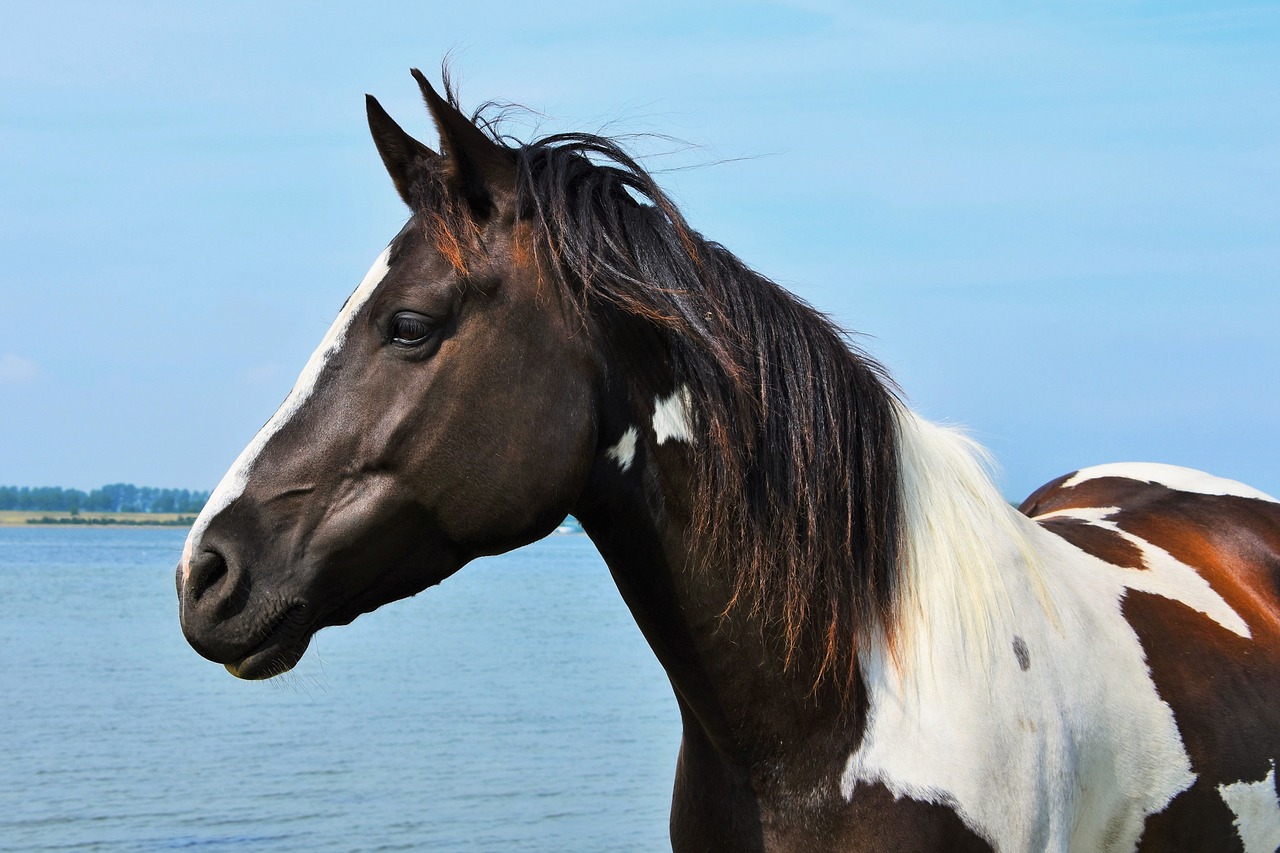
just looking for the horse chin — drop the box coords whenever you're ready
[224,636,311,680]
[222,619,314,680]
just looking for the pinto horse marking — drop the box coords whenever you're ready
[180,246,393,584]
[607,426,640,472]
[652,387,693,445]
[1218,763,1280,853]
[177,70,1280,851]
[1023,466,1280,851]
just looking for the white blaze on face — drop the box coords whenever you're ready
[181,246,393,581]
[652,387,692,445]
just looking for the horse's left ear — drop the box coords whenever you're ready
[366,94,441,209]
[411,68,514,219]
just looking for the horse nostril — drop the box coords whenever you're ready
[186,549,230,602]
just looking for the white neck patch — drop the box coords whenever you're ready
[606,427,639,472]
[652,387,692,445]
[181,246,393,580]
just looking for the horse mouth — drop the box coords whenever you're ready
[223,604,314,680]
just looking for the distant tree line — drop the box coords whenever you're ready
[0,484,210,514]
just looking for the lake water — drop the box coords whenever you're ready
[0,527,681,851]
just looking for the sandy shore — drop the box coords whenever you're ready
[0,511,195,527]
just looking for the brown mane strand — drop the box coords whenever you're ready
[421,81,905,694]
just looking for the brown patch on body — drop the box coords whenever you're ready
[1020,474,1163,517]
[1036,515,1148,569]
[1125,589,1280,850]
[1109,491,1280,638]
[1018,471,1075,516]
[1021,475,1280,637]
[1022,470,1280,847]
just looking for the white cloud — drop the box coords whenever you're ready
[0,354,38,385]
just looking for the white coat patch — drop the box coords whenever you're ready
[1218,762,1280,853]
[606,427,639,472]
[843,520,1199,852]
[839,412,1253,852]
[1063,463,1278,503]
[652,387,692,445]
[1032,506,1251,639]
[181,246,393,581]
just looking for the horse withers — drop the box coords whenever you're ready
[177,70,1280,852]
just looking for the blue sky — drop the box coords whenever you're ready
[2,1,1277,499]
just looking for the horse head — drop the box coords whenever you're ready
[177,71,601,679]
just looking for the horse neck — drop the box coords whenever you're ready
[571,367,871,801]
[573,377,1043,796]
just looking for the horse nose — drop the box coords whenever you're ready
[184,547,232,606]
[178,542,253,662]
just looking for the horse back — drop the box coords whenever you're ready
[1021,463,1280,851]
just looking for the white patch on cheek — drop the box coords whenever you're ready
[606,427,639,472]
[652,387,692,445]
[1218,763,1280,853]
[181,246,393,582]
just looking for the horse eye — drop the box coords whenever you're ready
[389,312,435,347]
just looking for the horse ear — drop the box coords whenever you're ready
[411,68,514,218]
[366,94,440,209]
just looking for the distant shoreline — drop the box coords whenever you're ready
[0,511,195,528]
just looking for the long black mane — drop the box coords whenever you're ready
[429,87,904,691]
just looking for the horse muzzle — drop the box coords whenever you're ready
[176,546,315,680]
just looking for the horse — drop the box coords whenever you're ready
[176,70,1280,852]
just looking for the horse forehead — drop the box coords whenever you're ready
[181,246,394,580]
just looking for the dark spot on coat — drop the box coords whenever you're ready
[1012,636,1031,671]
